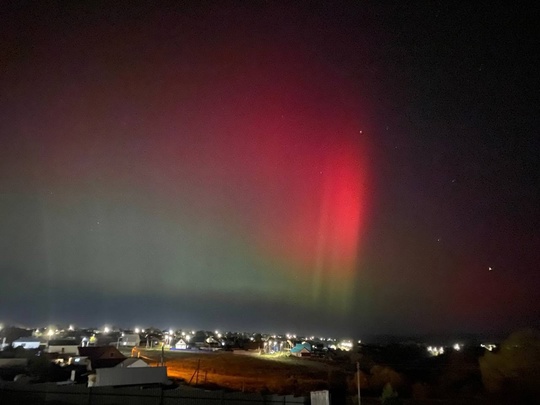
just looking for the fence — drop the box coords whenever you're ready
[0,382,308,405]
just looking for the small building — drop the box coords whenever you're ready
[116,358,149,368]
[11,337,45,349]
[290,343,312,357]
[77,346,126,369]
[119,333,140,347]
[88,366,168,387]
[174,338,188,350]
[68,355,90,369]
[47,339,79,355]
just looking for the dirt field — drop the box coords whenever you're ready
[126,348,342,394]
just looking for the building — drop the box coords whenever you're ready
[47,339,79,355]
[88,366,168,387]
[290,343,312,357]
[116,358,149,368]
[11,337,45,349]
[119,333,140,347]
[174,338,188,350]
[77,346,125,369]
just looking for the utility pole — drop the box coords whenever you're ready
[160,343,165,366]
[356,361,361,405]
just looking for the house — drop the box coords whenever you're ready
[174,338,188,350]
[205,335,219,346]
[47,338,80,355]
[77,346,126,369]
[11,337,45,349]
[118,333,140,347]
[88,366,168,387]
[290,343,312,357]
[116,358,149,368]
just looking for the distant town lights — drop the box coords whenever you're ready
[481,343,496,351]
[427,346,445,356]
[339,340,353,351]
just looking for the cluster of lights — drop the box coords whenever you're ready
[264,339,285,353]
[338,340,353,351]
[453,343,463,351]
[286,333,297,339]
[26,324,369,351]
[427,346,445,356]
[481,343,496,351]
[163,330,174,345]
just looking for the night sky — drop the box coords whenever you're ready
[1,2,538,337]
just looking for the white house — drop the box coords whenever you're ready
[116,358,149,368]
[47,339,79,354]
[88,366,168,387]
[12,337,45,349]
[174,338,188,350]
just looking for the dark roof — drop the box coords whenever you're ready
[77,346,126,369]
[48,339,79,346]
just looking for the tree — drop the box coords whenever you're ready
[369,365,405,393]
[381,382,402,405]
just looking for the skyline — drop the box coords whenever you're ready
[1,2,538,337]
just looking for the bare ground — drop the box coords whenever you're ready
[128,348,339,394]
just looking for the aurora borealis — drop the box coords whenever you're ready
[1,2,538,337]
